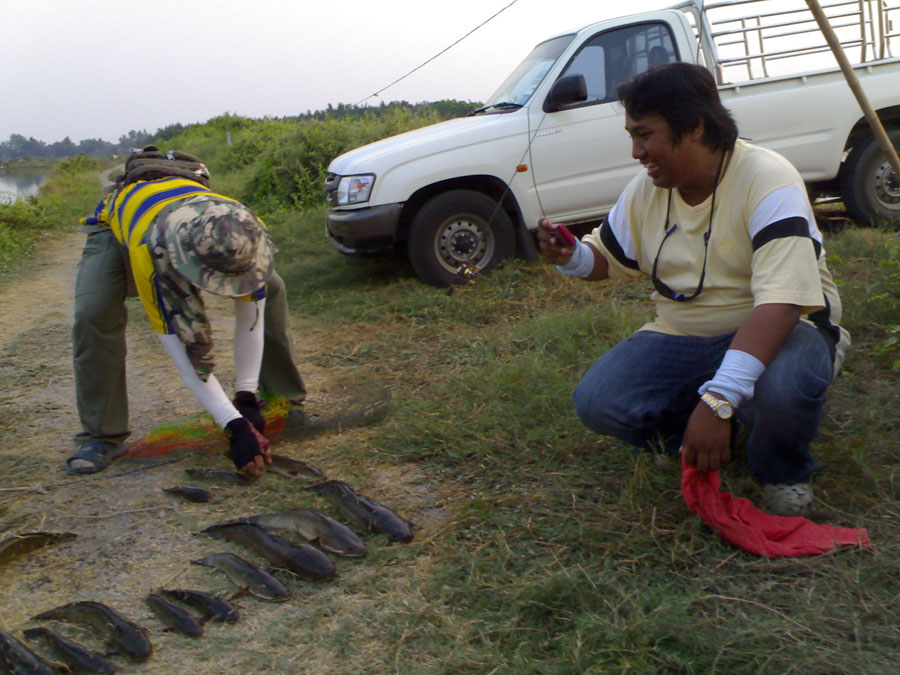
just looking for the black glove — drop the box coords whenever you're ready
[226,418,262,470]
[232,391,265,433]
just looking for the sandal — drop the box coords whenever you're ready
[66,442,125,475]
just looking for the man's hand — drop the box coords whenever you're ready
[681,399,732,472]
[226,417,272,478]
[536,218,576,265]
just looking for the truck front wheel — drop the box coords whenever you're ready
[407,190,515,286]
[841,130,900,227]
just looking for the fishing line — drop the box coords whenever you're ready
[354,0,522,108]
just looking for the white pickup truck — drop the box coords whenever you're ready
[325,0,900,286]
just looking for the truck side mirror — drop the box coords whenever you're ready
[544,75,588,112]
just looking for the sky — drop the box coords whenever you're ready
[1,0,676,144]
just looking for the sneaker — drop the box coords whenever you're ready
[762,483,813,516]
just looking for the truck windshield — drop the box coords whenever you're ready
[480,35,574,111]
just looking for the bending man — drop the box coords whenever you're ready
[70,148,306,475]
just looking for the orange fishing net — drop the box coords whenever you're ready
[123,395,293,458]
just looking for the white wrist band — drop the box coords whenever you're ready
[556,239,594,278]
[698,349,766,408]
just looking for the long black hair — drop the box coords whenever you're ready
[617,62,738,151]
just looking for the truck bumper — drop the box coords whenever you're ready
[326,203,403,255]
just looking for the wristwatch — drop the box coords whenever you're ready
[701,392,733,420]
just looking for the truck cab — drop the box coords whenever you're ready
[325,7,700,286]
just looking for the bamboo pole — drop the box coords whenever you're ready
[805,0,900,177]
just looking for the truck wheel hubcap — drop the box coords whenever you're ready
[874,160,900,207]
[436,218,494,272]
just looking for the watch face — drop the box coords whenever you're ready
[716,402,733,419]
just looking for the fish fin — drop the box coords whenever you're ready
[227,587,250,602]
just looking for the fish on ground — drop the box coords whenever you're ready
[191,552,290,602]
[162,486,214,503]
[305,480,414,542]
[247,508,367,557]
[0,630,58,675]
[185,469,255,485]
[23,626,117,675]
[267,454,326,482]
[0,531,76,567]
[202,522,336,580]
[145,594,204,637]
[157,589,239,624]
[31,601,152,661]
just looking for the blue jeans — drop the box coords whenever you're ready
[573,323,833,485]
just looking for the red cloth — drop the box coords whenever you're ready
[680,454,871,557]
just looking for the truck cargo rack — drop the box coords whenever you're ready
[675,0,900,83]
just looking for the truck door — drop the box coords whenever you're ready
[528,21,679,222]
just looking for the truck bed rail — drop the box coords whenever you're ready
[678,0,900,83]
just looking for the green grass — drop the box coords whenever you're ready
[266,208,900,674]
[0,155,107,281]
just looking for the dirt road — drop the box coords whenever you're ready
[0,226,434,673]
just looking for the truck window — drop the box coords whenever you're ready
[556,21,677,107]
[485,34,575,108]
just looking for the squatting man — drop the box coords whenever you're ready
[538,63,849,516]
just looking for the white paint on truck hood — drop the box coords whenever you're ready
[327,113,527,176]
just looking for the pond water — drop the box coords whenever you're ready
[0,170,47,204]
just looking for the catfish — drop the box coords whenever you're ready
[0,630,57,674]
[0,531,76,566]
[23,626,117,674]
[305,480,414,542]
[191,552,290,602]
[31,601,152,661]
[158,589,239,624]
[202,522,335,580]
[162,486,214,503]
[145,593,204,637]
[247,508,367,557]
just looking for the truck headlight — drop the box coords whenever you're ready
[335,174,375,205]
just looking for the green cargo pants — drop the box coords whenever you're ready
[72,227,306,447]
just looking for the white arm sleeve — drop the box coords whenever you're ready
[157,333,241,428]
[233,297,265,394]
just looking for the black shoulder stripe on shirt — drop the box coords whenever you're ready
[808,296,839,362]
[751,216,821,257]
[600,220,640,270]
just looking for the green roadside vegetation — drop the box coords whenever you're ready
[4,105,899,672]
[0,154,112,282]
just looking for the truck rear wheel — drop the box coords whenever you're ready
[407,190,515,286]
[841,130,900,227]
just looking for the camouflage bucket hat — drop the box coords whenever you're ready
[156,197,274,297]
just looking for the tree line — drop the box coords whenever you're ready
[0,100,478,162]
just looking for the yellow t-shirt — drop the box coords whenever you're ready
[94,177,238,333]
[585,139,842,338]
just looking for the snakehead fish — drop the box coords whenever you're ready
[305,480,414,542]
[0,531,76,566]
[23,626,117,675]
[267,454,326,482]
[202,522,336,580]
[0,630,57,674]
[31,601,152,661]
[162,486,214,502]
[191,552,290,602]
[145,594,204,637]
[158,589,239,624]
[247,508,367,557]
